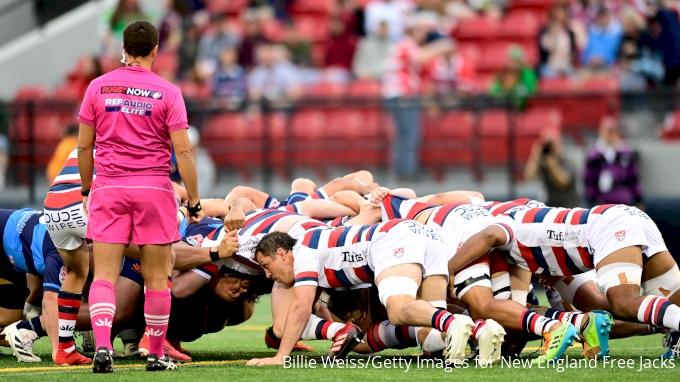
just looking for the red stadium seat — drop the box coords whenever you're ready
[499,11,539,40]
[52,85,79,101]
[201,113,264,169]
[515,107,561,161]
[661,110,680,141]
[568,77,620,131]
[291,0,334,14]
[206,0,247,15]
[510,0,555,11]
[14,86,48,101]
[457,43,481,67]
[453,17,499,41]
[346,80,382,98]
[152,52,178,75]
[304,82,347,99]
[479,110,509,165]
[294,16,329,42]
[421,111,476,177]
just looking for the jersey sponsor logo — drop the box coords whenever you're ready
[186,234,205,247]
[59,266,67,284]
[342,249,366,263]
[615,230,626,241]
[394,247,404,258]
[100,85,163,99]
[546,230,580,241]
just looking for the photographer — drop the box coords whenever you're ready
[524,128,581,208]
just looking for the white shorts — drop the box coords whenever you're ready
[370,222,448,280]
[587,206,648,266]
[42,203,88,250]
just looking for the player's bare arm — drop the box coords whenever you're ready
[172,231,238,270]
[171,129,203,224]
[246,285,316,366]
[448,225,508,275]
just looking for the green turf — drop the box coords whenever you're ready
[0,294,677,381]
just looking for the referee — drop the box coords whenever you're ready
[77,20,203,373]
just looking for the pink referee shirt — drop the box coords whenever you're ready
[78,66,188,177]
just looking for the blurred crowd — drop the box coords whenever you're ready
[90,0,680,103]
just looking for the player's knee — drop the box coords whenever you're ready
[290,178,316,194]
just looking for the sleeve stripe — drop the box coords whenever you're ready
[494,223,514,245]
[295,276,319,283]
[295,271,318,279]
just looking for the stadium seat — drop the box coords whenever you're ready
[457,43,481,67]
[206,0,247,15]
[14,86,49,101]
[661,110,680,141]
[515,107,562,161]
[294,16,329,42]
[498,11,539,41]
[291,0,334,14]
[479,110,509,165]
[304,82,347,99]
[346,80,382,98]
[510,0,554,11]
[453,17,499,41]
[152,52,178,76]
[421,111,476,178]
[201,113,264,171]
[568,77,620,131]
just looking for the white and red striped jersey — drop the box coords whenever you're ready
[380,194,437,222]
[382,39,421,98]
[44,148,96,211]
[425,202,494,260]
[489,206,615,277]
[293,219,412,289]
[379,195,493,259]
[481,198,547,217]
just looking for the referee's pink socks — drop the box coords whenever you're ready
[89,280,116,351]
[144,289,171,357]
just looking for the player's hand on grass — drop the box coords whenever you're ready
[219,230,239,259]
[369,187,390,206]
[224,206,246,231]
[246,356,284,366]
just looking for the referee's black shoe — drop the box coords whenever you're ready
[92,347,114,373]
[146,354,178,371]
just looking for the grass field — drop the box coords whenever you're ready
[0,294,677,381]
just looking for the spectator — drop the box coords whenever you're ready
[524,128,581,208]
[196,14,240,79]
[538,3,577,77]
[178,20,202,80]
[102,0,147,57]
[490,45,537,109]
[69,56,104,99]
[213,47,247,106]
[584,116,642,207]
[365,0,415,42]
[648,1,680,85]
[324,18,359,79]
[618,8,663,89]
[280,23,313,68]
[445,0,476,23]
[382,17,453,180]
[353,20,394,80]
[188,126,216,196]
[581,7,623,70]
[158,0,183,52]
[46,125,79,184]
[248,44,302,103]
[238,11,271,70]
[423,40,476,93]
